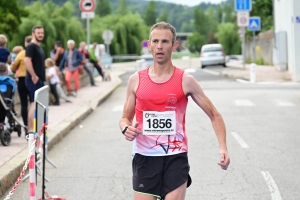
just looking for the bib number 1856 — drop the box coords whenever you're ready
[147,119,172,129]
[143,111,176,135]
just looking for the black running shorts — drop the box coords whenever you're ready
[132,152,192,200]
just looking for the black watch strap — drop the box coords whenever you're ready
[122,126,128,135]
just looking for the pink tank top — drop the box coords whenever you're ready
[134,67,188,156]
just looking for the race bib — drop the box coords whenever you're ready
[143,111,176,135]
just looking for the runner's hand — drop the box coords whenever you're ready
[217,149,230,170]
[125,123,142,141]
[32,75,39,84]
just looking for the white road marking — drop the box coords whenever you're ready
[261,171,282,200]
[112,105,123,112]
[273,100,295,106]
[230,132,249,148]
[202,69,220,76]
[234,99,255,106]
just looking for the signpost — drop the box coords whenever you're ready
[248,17,261,62]
[102,30,114,55]
[235,0,252,68]
[79,0,96,47]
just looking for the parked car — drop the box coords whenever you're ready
[200,44,226,68]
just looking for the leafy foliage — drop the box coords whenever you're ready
[90,13,148,55]
[118,0,127,16]
[144,1,157,26]
[186,32,205,53]
[215,23,241,55]
[95,0,111,17]
[251,0,273,31]
[8,1,85,57]
[0,0,29,40]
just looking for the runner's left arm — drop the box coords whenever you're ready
[183,73,230,170]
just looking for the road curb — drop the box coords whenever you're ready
[0,73,124,197]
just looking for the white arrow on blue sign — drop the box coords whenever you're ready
[248,17,261,31]
[235,0,252,11]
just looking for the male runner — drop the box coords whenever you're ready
[119,22,230,200]
[24,25,45,136]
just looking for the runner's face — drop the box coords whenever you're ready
[148,29,178,65]
[33,28,44,42]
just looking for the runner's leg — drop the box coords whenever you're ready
[164,181,187,200]
[134,193,157,200]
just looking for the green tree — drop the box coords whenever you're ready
[251,0,273,31]
[158,10,168,22]
[8,1,85,57]
[0,0,29,40]
[144,0,157,26]
[186,32,206,53]
[194,7,209,37]
[117,0,127,15]
[90,13,148,55]
[215,22,240,55]
[95,0,111,17]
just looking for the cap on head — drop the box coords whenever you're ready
[55,41,62,47]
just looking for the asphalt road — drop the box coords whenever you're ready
[3,66,300,200]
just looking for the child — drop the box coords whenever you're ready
[0,34,10,76]
[45,58,60,105]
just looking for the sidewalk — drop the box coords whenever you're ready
[223,61,292,82]
[0,70,125,197]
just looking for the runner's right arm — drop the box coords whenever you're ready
[119,73,142,141]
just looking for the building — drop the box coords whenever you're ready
[273,0,300,81]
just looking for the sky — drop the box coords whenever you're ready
[158,0,225,6]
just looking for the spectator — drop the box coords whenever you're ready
[50,41,65,67]
[59,40,82,97]
[89,42,104,79]
[11,36,32,130]
[24,25,46,136]
[54,66,71,103]
[78,41,96,86]
[11,46,23,64]
[0,34,10,76]
[45,58,60,105]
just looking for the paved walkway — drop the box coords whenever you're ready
[0,71,126,166]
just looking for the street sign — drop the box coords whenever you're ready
[235,0,252,11]
[237,11,249,27]
[81,12,95,19]
[141,40,148,48]
[79,0,96,12]
[248,17,261,31]
[296,16,300,23]
[102,30,114,45]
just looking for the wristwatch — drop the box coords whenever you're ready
[122,126,128,135]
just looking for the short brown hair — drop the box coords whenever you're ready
[32,25,43,33]
[149,22,177,45]
[12,46,24,54]
[0,34,8,46]
[25,35,32,43]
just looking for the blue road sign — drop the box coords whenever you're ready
[296,16,300,23]
[235,0,252,11]
[248,17,261,31]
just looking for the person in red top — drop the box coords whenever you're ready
[78,41,96,86]
[119,22,230,200]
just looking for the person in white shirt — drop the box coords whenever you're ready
[45,58,60,105]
